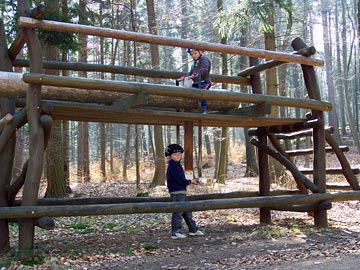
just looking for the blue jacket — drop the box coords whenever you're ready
[166,159,191,193]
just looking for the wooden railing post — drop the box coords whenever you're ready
[250,57,271,224]
[291,38,328,227]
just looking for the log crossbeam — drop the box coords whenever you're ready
[18,17,324,67]
[2,192,360,219]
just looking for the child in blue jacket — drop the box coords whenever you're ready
[165,144,204,239]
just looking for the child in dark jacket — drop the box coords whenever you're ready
[165,144,204,239]
[187,48,212,113]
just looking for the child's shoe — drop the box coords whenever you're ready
[189,230,204,236]
[171,232,187,239]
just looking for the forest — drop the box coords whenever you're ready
[1,0,360,196]
[1,0,360,268]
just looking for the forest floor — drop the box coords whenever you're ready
[1,149,360,269]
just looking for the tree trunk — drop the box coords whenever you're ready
[146,0,166,187]
[264,12,283,181]
[321,0,341,143]
[340,0,360,153]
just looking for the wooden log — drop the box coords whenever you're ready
[286,146,349,157]
[0,193,339,219]
[299,167,360,175]
[248,119,321,136]
[293,37,327,227]
[13,59,250,86]
[0,113,13,130]
[18,17,324,67]
[14,189,300,206]
[249,57,271,224]
[18,13,44,258]
[8,161,28,205]
[268,135,308,194]
[326,184,352,191]
[8,4,46,61]
[22,73,333,112]
[274,126,334,139]
[238,46,317,77]
[0,108,27,153]
[223,102,271,116]
[270,200,332,212]
[0,71,246,112]
[251,138,319,193]
[184,121,194,172]
[47,100,306,128]
[325,131,360,190]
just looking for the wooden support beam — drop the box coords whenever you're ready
[184,121,194,173]
[268,135,308,194]
[286,146,349,157]
[22,73,333,112]
[18,17,324,67]
[13,190,300,206]
[0,113,13,130]
[238,46,317,77]
[251,138,319,193]
[248,119,321,136]
[8,5,45,61]
[3,191,360,219]
[275,126,334,139]
[223,102,271,116]
[13,59,250,86]
[112,92,149,109]
[270,200,332,212]
[299,167,360,175]
[0,193,342,219]
[325,131,360,190]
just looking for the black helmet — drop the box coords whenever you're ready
[187,48,202,54]
[165,144,184,157]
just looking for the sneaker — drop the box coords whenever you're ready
[189,230,204,236]
[171,232,187,239]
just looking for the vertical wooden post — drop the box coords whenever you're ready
[197,122,203,177]
[292,38,327,227]
[250,57,271,224]
[18,0,45,258]
[184,121,194,178]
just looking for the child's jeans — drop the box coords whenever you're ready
[170,193,198,234]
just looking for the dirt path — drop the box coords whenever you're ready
[62,221,358,270]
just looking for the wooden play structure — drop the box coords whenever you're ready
[1,3,360,258]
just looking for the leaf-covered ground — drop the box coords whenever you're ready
[1,150,360,269]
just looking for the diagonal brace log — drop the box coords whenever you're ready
[251,138,319,193]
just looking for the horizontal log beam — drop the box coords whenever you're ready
[48,100,305,127]
[0,193,340,219]
[270,200,332,212]
[275,127,334,139]
[248,119,322,136]
[18,17,324,67]
[13,59,250,86]
[299,167,360,175]
[22,73,333,112]
[286,146,349,157]
[14,190,300,206]
[0,71,242,111]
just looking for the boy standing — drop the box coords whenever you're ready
[165,144,204,239]
[186,48,212,113]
